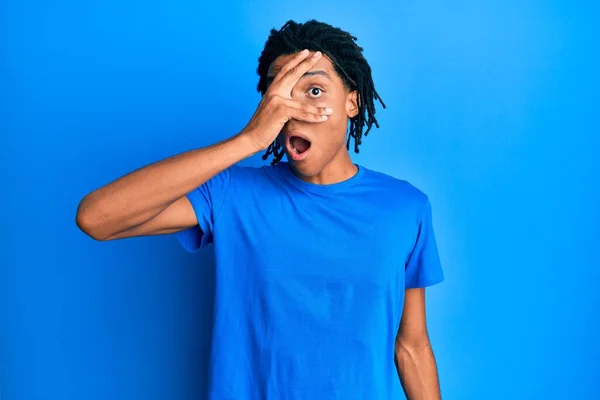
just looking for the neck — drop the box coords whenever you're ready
[291,147,358,185]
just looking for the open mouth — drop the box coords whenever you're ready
[287,135,312,161]
[289,136,312,155]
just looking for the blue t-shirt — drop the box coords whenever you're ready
[177,161,444,399]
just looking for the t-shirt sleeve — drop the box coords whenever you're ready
[404,197,445,288]
[175,166,234,252]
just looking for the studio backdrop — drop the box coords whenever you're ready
[1,0,598,399]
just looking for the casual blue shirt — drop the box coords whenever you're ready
[177,161,444,399]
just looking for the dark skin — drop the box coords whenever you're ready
[76,50,333,241]
[396,288,442,400]
[266,52,360,184]
[270,51,442,399]
[76,49,440,399]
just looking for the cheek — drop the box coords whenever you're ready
[326,102,350,135]
[313,98,347,125]
[316,110,349,152]
[304,97,348,146]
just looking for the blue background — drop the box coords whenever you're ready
[2,0,599,399]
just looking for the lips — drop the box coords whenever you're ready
[290,136,311,153]
[285,131,312,161]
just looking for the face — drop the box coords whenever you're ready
[266,52,359,178]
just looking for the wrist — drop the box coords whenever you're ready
[236,130,268,155]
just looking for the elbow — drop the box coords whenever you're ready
[76,213,106,241]
[75,196,111,241]
[395,338,432,370]
[395,335,432,358]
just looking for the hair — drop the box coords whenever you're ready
[256,19,386,165]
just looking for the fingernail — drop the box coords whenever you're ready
[313,51,322,58]
[325,107,333,114]
[321,115,328,120]
[301,49,309,55]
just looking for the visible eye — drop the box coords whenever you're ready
[307,87,324,99]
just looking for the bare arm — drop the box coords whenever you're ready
[75,134,259,241]
[395,287,442,400]
[75,49,332,241]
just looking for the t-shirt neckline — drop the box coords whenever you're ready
[279,161,365,194]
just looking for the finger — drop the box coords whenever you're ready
[272,51,323,95]
[269,49,312,87]
[282,98,333,116]
[286,107,329,123]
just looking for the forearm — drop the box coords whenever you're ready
[395,340,441,400]
[76,133,258,240]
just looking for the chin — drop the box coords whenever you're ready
[286,156,322,177]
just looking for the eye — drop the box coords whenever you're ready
[307,87,324,99]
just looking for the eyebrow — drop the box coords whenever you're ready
[265,70,331,87]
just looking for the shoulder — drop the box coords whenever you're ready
[361,165,429,207]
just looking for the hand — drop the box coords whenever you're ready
[240,50,334,152]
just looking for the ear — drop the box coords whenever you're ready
[345,90,359,118]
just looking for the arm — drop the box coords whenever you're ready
[395,287,442,400]
[75,49,331,242]
[75,134,258,241]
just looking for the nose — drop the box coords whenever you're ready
[283,120,306,134]
[283,119,298,129]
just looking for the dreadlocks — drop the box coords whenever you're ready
[256,19,386,165]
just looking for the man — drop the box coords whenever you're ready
[76,19,444,400]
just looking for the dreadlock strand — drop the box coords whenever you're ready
[256,19,385,164]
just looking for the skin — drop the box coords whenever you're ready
[266,52,360,184]
[268,51,442,398]
[76,50,330,241]
[75,49,441,399]
[396,288,442,400]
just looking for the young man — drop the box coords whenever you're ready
[76,19,444,400]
